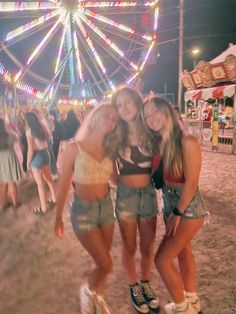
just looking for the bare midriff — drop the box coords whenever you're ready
[119,174,151,188]
[74,183,110,201]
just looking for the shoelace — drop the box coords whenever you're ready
[131,285,146,305]
[96,295,110,313]
[142,283,156,299]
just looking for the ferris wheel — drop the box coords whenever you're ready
[0,1,159,100]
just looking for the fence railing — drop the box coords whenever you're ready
[185,119,235,154]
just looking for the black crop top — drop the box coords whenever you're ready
[117,145,152,176]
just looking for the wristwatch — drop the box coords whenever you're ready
[172,206,184,217]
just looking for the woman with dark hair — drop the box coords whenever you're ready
[111,87,159,314]
[0,118,22,210]
[25,112,56,214]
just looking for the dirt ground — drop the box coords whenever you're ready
[0,150,236,314]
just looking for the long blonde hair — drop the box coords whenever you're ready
[143,96,183,178]
[81,102,121,159]
[111,87,153,154]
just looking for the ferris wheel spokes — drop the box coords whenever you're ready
[0,2,59,12]
[14,11,67,82]
[4,9,62,43]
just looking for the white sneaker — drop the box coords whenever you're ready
[165,302,198,314]
[80,284,97,314]
[188,298,201,313]
[96,295,111,314]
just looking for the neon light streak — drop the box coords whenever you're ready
[154,6,159,31]
[6,9,62,41]
[82,1,159,8]
[14,12,65,82]
[73,30,84,82]
[139,41,155,71]
[55,13,69,74]
[0,2,59,12]
[75,16,106,74]
[66,20,75,85]
[79,8,135,34]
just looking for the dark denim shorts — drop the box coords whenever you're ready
[30,149,50,169]
[70,193,115,234]
[116,183,158,221]
[162,185,207,219]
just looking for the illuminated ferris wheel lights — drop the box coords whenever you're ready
[154,6,159,31]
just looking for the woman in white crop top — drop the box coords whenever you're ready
[55,103,120,314]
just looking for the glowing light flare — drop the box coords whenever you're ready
[78,12,125,58]
[55,13,70,74]
[139,41,155,71]
[73,30,84,82]
[75,16,106,74]
[26,13,65,66]
[83,1,159,8]
[6,9,62,42]
[126,71,139,84]
[0,2,60,12]
[153,6,159,31]
[79,8,135,34]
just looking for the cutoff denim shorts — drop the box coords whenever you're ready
[30,148,50,169]
[115,183,158,221]
[162,185,207,219]
[70,193,115,234]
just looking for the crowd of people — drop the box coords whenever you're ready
[0,87,208,314]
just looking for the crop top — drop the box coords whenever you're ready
[73,143,113,184]
[117,145,152,176]
[152,153,185,184]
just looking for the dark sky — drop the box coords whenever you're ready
[0,0,236,101]
[143,0,236,102]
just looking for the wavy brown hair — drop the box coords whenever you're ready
[25,112,48,142]
[143,96,184,179]
[111,86,153,154]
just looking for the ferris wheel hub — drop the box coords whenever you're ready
[62,0,79,11]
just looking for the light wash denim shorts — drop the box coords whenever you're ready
[30,148,50,169]
[115,183,158,221]
[70,193,115,234]
[162,185,207,219]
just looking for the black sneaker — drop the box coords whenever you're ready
[141,281,160,310]
[129,283,149,314]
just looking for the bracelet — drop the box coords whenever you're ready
[172,206,184,216]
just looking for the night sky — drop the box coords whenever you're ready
[143,0,236,103]
[0,0,236,101]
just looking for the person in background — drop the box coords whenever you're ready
[112,87,159,314]
[143,95,208,314]
[0,118,22,210]
[55,103,120,314]
[25,112,56,214]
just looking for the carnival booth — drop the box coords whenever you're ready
[181,44,236,154]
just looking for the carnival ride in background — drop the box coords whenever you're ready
[0,1,159,104]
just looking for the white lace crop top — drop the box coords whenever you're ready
[73,143,113,184]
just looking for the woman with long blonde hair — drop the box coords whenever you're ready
[143,95,208,314]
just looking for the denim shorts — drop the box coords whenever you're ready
[70,193,115,234]
[115,183,158,221]
[30,149,50,169]
[162,185,207,219]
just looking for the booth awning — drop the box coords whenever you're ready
[184,84,236,101]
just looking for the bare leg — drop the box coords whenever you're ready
[178,242,197,292]
[8,182,18,206]
[76,223,114,295]
[0,183,8,208]
[155,218,203,303]
[118,219,137,285]
[31,168,47,212]
[139,216,157,280]
[41,165,56,202]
